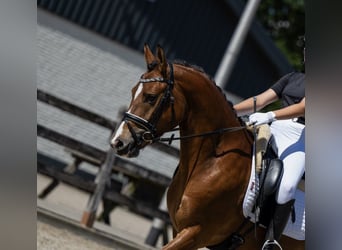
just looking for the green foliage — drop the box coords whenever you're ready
[254,0,305,71]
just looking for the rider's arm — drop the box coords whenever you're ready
[273,97,305,120]
[233,89,279,117]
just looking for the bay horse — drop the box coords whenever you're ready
[111,44,304,250]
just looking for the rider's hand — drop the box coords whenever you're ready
[249,111,276,126]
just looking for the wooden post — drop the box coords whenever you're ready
[81,147,116,227]
[38,178,60,199]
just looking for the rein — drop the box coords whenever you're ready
[154,125,248,145]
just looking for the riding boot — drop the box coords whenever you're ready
[262,199,295,250]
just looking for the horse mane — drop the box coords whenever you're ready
[172,60,244,124]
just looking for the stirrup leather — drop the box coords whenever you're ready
[246,123,272,173]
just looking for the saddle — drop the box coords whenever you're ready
[208,125,304,250]
[241,124,305,242]
[207,129,285,250]
[248,124,285,227]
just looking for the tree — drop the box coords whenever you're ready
[256,0,305,72]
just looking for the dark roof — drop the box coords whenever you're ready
[37,0,293,98]
[37,21,179,178]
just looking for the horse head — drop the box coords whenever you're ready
[111,44,186,157]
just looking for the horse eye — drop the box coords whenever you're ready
[145,94,158,105]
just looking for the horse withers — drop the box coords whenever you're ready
[111,44,304,250]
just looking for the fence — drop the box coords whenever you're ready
[37,89,179,245]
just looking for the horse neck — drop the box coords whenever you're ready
[175,65,240,133]
[174,65,245,159]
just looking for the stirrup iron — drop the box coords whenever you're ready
[261,239,282,250]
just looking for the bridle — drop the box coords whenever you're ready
[122,62,249,147]
[122,63,175,145]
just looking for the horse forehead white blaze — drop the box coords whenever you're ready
[133,83,143,100]
[111,121,125,144]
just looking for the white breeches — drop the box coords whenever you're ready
[270,119,305,204]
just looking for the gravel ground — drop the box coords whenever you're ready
[38,214,116,250]
[37,174,209,250]
[37,174,161,250]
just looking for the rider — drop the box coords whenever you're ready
[233,53,305,248]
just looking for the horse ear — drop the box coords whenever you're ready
[144,43,157,70]
[156,45,167,77]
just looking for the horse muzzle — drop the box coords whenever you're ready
[111,136,141,158]
[110,122,150,158]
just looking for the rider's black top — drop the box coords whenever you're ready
[270,72,305,124]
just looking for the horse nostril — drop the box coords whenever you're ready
[112,139,123,149]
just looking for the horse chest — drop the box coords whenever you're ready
[167,166,231,229]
